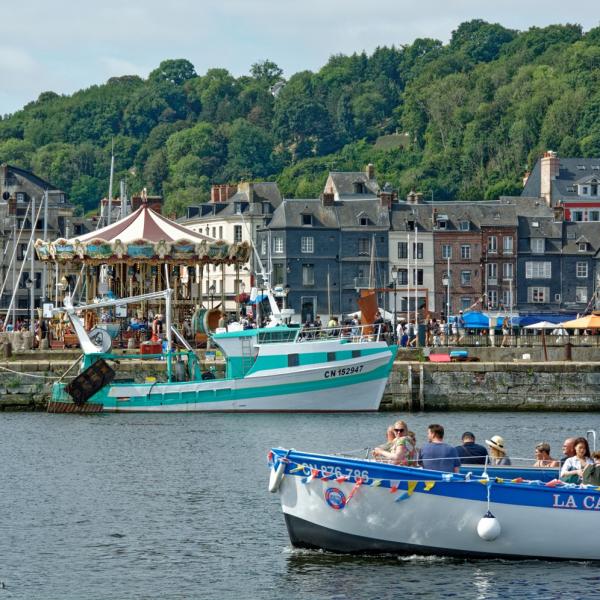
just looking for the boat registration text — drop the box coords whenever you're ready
[324,365,364,379]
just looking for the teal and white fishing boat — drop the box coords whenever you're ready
[49,289,397,413]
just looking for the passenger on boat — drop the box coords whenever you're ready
[582,452,600,485]
[560,437,576,465]
[485,436,512,466]
[560,437,593,483]
[455,432,488,465]
[533,443,560,468]
[418,424,461,473]
[372,420,417,465]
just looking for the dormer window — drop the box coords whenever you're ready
[578,242,588,252]
[583,186,589,195]
[459,220,470,231]
[234,202,242,214]
[353,181,365,194]
[359,216,369,226]
[16,193,25,203]
[437,219,447,230]
[262,202,270,215]
[592,181,598,196]
[302,214,313,226]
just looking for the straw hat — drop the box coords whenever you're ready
[485,435,506,453]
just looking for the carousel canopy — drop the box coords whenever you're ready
[35,203,251,265]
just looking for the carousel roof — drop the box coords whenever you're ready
[35,203,251,265]
[75,204,212,244]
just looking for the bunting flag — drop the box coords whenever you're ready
[371,479,383,487]
[336,475,350,484]
[423,481,436,492]
[301,468,320,485]
[289,465,305,474]
[267,451,273,463]
[345,477,364,504]
[395,491,410,502]
[320,473,335,481]
[390,482,399,494]
[407,481,418,496]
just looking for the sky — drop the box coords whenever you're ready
[1,0,599,116]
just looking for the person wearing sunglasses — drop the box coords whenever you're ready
[372,420,416,465]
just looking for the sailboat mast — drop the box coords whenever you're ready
[107,140,114,226]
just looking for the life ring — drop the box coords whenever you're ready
[268,459,287,493]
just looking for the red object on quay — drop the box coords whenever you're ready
[140,341,162,355]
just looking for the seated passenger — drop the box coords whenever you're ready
[372,420,416,466]
[418,424,460,473]
[455,431,488,465]
[485,436,512,466]
[582,451,600,486]
[561,437,593,483]
[533,442,559,468]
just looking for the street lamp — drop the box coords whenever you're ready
[391,266,399,342]
[442,257,451,346]
[208,282,216,309]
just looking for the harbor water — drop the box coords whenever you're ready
[1,411,599,599]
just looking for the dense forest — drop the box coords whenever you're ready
[1,20,600,215]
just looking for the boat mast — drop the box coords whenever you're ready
[30,195,35,326]
[107,140,114,226]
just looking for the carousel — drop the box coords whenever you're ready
[35,200,251,348]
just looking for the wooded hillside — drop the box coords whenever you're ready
[1,20,599,214]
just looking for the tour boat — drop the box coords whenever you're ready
[48,289,396,413]
[269,448,600,560]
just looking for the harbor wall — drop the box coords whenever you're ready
[1,351,600,411]
[382,361,600,412]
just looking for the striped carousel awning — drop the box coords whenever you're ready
[35,204,251,265]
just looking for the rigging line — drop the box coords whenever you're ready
[0,203,32,311]
[4,201,44,321]
[0,363,63,379]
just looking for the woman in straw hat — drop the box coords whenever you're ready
[485,435,512,466]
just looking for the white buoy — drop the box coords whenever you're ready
[477,510,501,541]
[268,460,286,493]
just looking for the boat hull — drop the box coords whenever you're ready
[53,349,394,412]
[272,449,600,560]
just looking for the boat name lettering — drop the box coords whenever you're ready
[552,493,600,510]
[301,462,369,483]
[324,365,364,379]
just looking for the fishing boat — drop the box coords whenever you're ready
[269,448,600,560]
[48,289,397,413]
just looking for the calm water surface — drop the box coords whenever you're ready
[0,411,599,599]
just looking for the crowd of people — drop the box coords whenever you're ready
[372,423,600,484]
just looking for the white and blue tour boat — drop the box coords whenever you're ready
[49,289,396,413]
[269,447,600,560]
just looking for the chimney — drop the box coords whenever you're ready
[553,205,565,222]
[321,192,334,207]
[211,183,238,203]
[540,151,560,206]
[379,191,392,209]
[365,163,375,180]
[0,163,7,186]
[406,190,418,205]
[522,170,530,187]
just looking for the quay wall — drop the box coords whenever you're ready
[382,361,600,412]
[1,350,599,412]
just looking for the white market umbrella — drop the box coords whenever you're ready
[523,321,565,329]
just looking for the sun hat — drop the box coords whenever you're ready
[485,435,505,452]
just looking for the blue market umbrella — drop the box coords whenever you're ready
[462,311,489,329]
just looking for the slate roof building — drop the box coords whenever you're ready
[0,163,79,317]
[183,182,282,311]
[258,190,391,323]
[522,151,600,222]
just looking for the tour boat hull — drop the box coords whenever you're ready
[270,449,600,560]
